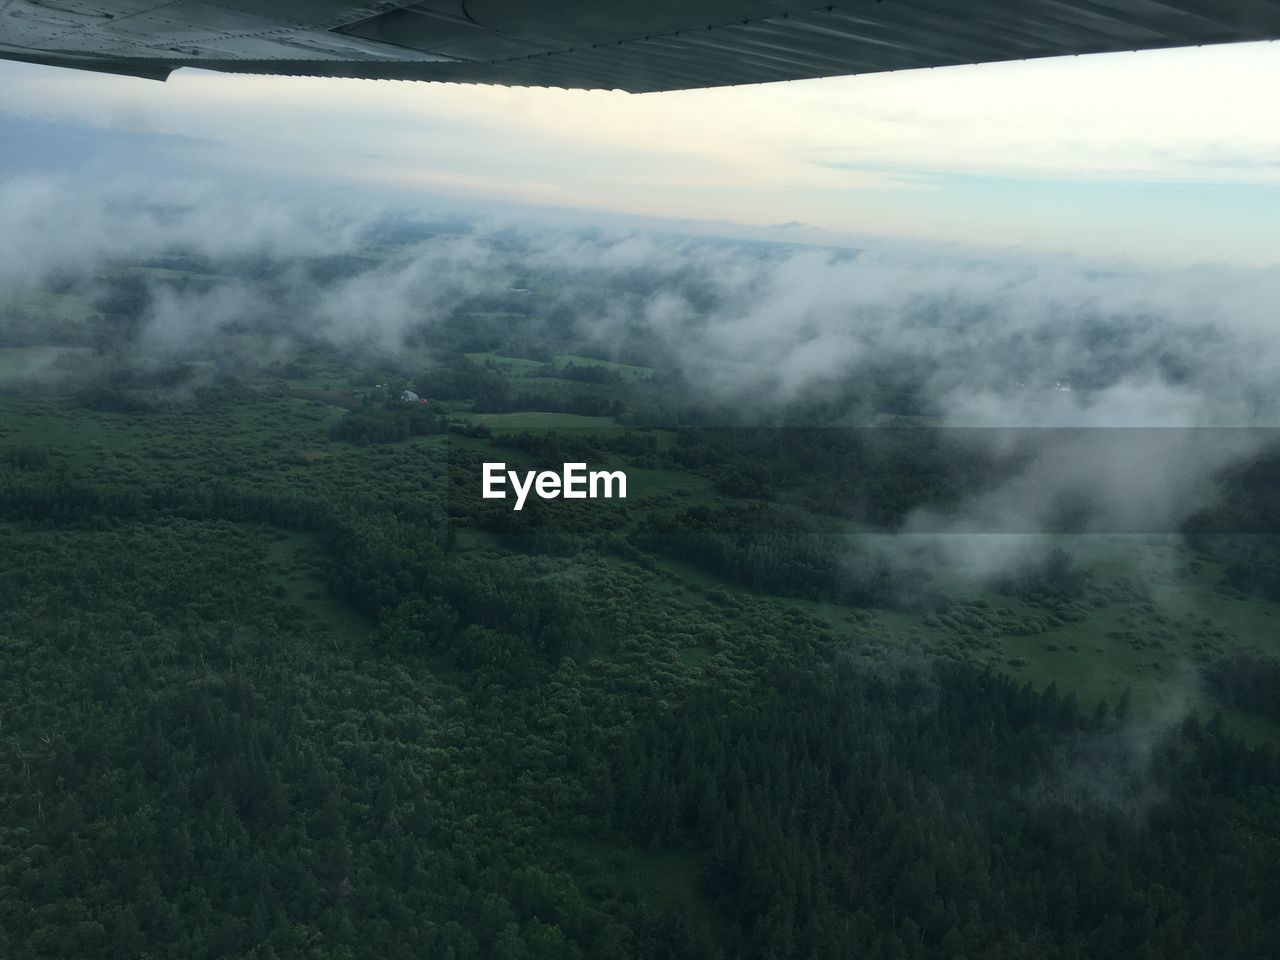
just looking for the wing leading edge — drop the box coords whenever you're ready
[2,1,1278,92]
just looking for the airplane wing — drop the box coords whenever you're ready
[2,1,1278,92]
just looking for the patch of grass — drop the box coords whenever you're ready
[264,533,372,644]
[463,412,632,435]
[463,352,546,373]
[563,838,708,921]
[552,354,655,381]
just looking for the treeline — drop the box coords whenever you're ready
[663,428,1001,524]
[1182,535,1280,603]
[510,393,625,418]
[490,430,658,461]
[328,404,445,445]
[425,361,514,412]
[1204,650,1280,724]
[992,547,1089,601]
[554,361,627,384]
[633,505,909,608]
[1186,443,1280,537]
[373,358,631,420]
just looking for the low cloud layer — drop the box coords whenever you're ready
[5,175,1280,558]
[8,174,1280,421]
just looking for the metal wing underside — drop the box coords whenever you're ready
[2,0,1278,92]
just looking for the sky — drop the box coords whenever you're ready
[1,39,1279,265]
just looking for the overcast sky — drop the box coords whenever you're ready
[2,39,1278,265]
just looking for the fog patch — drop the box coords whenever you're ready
[1031,667,1200,819]
[7,175,1280,570]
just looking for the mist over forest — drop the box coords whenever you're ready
[4,174,1280,959]
[7,175,1280,548]
[7,174,1279,419]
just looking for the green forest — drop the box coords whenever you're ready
[2,241,1280,959]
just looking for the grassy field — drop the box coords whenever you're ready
[463,350,655,382]
[463,352,546,373]
[463,411,636,435]
[264,532,374,645]
[551,354,655,381]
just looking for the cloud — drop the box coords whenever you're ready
[7,172,1278,421]
[5,173,1280,562]
[1033,666,1201,817]
[0,174,375,289]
